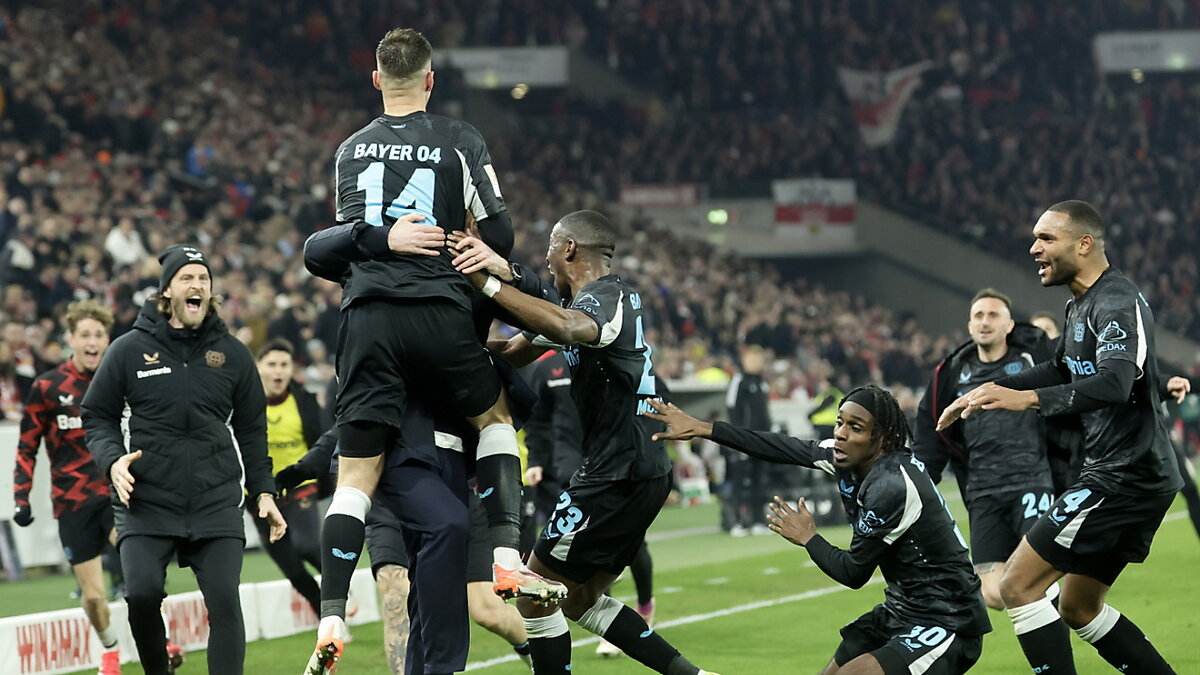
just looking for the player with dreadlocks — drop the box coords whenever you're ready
[649,385,992,674]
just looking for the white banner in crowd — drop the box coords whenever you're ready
[1094,31,1200,72]
[773,178,857,226]
[438,47,569,88]
[837,62,931,147]
[619,183,703,208]
[0,570,380,674]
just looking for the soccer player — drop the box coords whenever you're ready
[83,246,286,675]
[938,200,1182,674]
[454,210,715,675]
[913,289,1057,609]
[12,300,123,674]
[648,386,992,674]
[256,339,328,613]
[302,28,555,666]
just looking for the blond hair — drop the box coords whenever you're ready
[64,299,114,334]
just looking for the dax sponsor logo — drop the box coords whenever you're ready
[143,352,161,365]
[958,367,971,384]
[137,366,173,379]
[838,478,856,498]
[1065,356,1096,376]
[58,394,75,406]
[854,509,887,535]
[572,293,601,316]
[331,547,358,561]
[205,350,226,368]
[1004,361,1024,376]
[1073,321,1086,343]
[1097,320,1127,344]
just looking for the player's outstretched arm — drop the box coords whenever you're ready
[303,214,445,281]
[468,273,599,346]
[489,333,551,369]
[646,400,832,471]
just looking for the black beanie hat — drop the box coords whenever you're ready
[158,245,211,290]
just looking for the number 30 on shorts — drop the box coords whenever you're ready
[545,491,586,538]
[899,625,949,650]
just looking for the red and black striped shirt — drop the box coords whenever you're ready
[12,360,109,517]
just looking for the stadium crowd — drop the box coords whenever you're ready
[0,0,1197,426]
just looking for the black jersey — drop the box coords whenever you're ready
[709,423,992,637]
[1041,269,1182,496]
[953,352,1053,499]
[333,112,506,310]
[558,275,672,484]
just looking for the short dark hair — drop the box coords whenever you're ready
[376,28,432,83]
[257,338,295,361]
[970,288,1012,312]
[1047,200,1105,240]
[557,210,616,259]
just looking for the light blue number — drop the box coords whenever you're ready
[634,314,656,396]
[1038,493,1051,514]
[356,162,438,227]
[918,626,948,646]
[1061,488,1092,514]
[1021,492,1038,519]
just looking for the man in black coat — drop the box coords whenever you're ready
[83,245,285,675]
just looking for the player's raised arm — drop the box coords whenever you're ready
[303,213,446,281]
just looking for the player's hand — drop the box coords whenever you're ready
[12,505,33,527]
[644,399,713,441]
[110,450,142,506]
[448,232,512,279]
[388,213,445,257]
[767,496,816,546]
[525,465,544,486]
[257,493,287,543]
[1166,376,1191,404]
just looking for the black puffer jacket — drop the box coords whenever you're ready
[83,301,272,542]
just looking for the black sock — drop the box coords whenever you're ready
[476,453,523,551]
[1091,615,1175,674]
[528,633,572,673]
[666,655,702,675]
[319,513,365,619]
[1016,620,1076,675]
[630,542,654,607]
[513,641,530,655]
[602,605,689,674]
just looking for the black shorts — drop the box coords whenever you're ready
[967,488,1052,566]
[534,475,671,584]
[335,298,501,455]
[835,605,983,675]
[1026,485,1175,586]
[57,500,114,566]
[366,492,492,582]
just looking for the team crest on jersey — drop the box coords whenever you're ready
[1072,321,1085,343]
[143,352,161,365]
[1004,361,1023,376]
[854,510,887,535]
[205,350,226,368]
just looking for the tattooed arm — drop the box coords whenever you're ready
[376,565,411,674]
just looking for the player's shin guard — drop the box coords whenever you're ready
[524,610,572,672]
[476,424,523,566]
[1075,605,1175,674]
[319,487,371,620]
[1008,596,1077,675]
[578,595,696,675]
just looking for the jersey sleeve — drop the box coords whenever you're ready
[334,142,365,224]
[569,279,625,348]
[1089,286,1149,375]
[709,421,837,473]
[12,379,49,509]
[457,124,507,220]
[804,464,920,588]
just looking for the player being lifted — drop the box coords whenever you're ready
[302,27,562,672]
[649,386,992,674]
[11,300,124,674]
[451,210,717,674]
[938,200,1182,674]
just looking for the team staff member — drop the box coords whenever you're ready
[914,289,1057,610]
[725,345,772,536]
[83,245,286,675]
[12,300,123,674]
[257,338,328,613]
[939,201,1182,674]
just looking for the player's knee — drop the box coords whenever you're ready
[560,586,600,622]
[999,565,1037,608]
[124,585,163,612]
[468,597,505,633]
[979,575,1005,610]
[1057,594,1102,629]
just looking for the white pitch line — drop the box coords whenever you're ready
[647,525,721,542]
[463,578,882,671]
